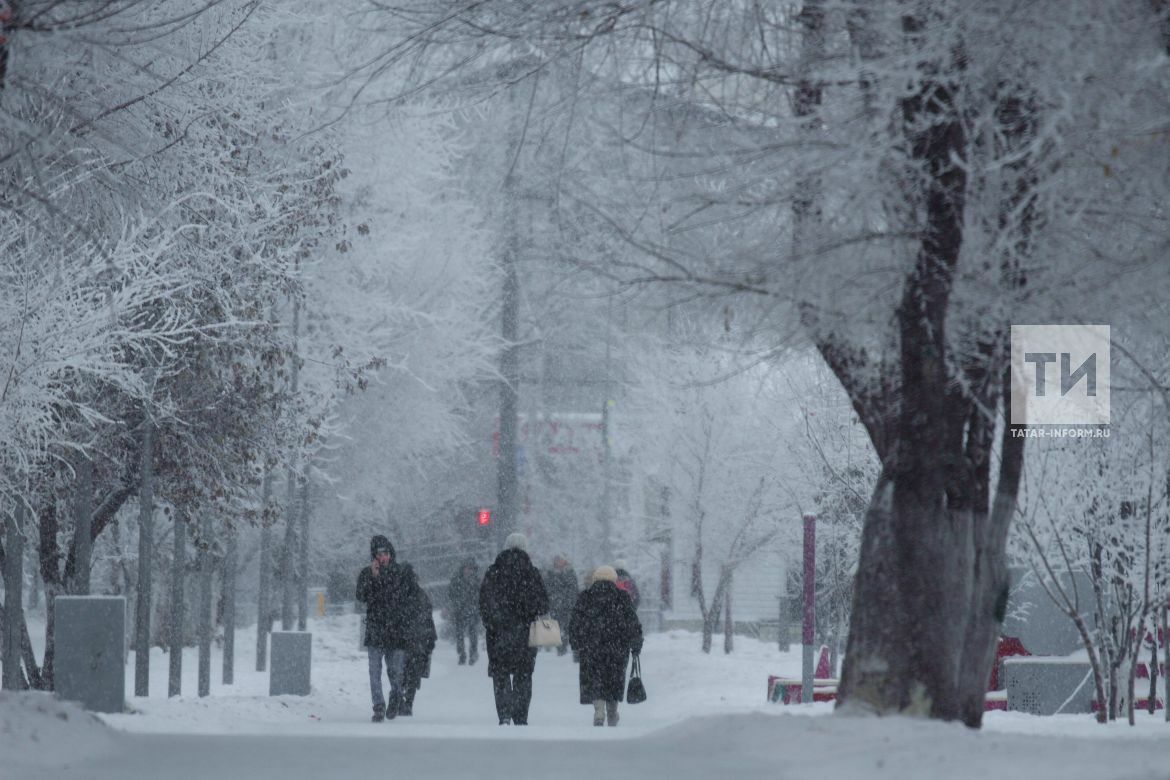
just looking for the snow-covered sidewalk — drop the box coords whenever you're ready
[5,613,1170,779]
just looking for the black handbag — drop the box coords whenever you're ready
[626,655,647,704]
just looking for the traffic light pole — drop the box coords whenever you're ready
[496,187,520,548]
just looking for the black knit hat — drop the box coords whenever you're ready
[370,535,394,559]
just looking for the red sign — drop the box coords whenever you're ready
[477,509,491,526]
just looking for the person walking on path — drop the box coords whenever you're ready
[356,535,413,722]
[569,565,643,727]
[478,532,550,725]
[400,564,437,717]
[447,557,481,665]
[614,559,641,610]
[544,555,579,656]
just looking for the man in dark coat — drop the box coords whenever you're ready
[478,532,550,725]
[543,555,579,656]
[447,557,480,665]
[355,535,413,721]
[569,565,643,727]
[399,564,437,717]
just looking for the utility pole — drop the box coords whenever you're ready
[497,250,520,547]
[801,513,817,703]
[599,295,614,562]
[281,276,301,631]
[496,72,526,548]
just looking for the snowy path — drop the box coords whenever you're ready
[8,613,1170,779]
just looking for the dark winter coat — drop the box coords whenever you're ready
[403,570,438,690]
[615,568,640,610]
[543,566,579,627]
[569,581,643,703]
[356,562,415,650]
[447,561,481,622]
[478,548,550,677]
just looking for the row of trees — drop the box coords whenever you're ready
[0,0,500,696]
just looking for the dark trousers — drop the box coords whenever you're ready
[453,614,478,661]
[492,672,533,724]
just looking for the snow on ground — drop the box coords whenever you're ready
[1,690,119,775]
[6,612,1170,779]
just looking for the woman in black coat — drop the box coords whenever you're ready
[399,564,437,717]
[478,532,550,725]
[569,565,643,727]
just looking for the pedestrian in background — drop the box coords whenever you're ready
[543,554,579,656]
[570,565,643,727]
[447,557,480,665]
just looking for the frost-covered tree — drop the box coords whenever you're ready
[356,0,1170,726]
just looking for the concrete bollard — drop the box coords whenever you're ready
[54,596,126,713]
[269,631,312,696]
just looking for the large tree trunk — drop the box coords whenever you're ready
[1,527,43,689]
[837,14,975,720]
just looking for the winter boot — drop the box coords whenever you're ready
[593,700,606,727]
[458,653,467,665]
[606,701,619,727]
[371,704,385,723]
[468,650,478,666]
[400,690,415,717]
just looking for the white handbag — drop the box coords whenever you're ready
[528,615,563,648]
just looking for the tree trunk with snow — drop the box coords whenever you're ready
[168,512,185,698]
[197,513,213,698]
[296,478,310,632]
[1163,605,1169,723]
[256,468,273,672]
[2,502,25,690]
[71,458,93,596]
[223,523,237,685]
[134,413,156,697]
[723,573,733,655]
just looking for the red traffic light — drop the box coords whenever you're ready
[477,508,491,526]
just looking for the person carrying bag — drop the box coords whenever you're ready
[568,565,644,727]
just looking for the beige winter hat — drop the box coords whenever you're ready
[592,565,618,583]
